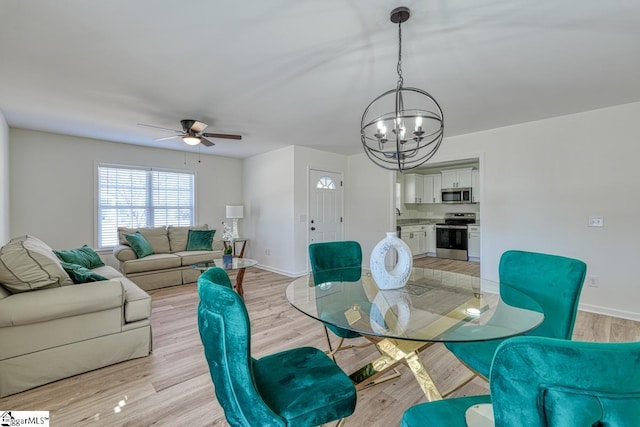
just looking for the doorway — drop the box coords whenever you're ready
[308,169,344,244]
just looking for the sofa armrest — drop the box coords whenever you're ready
[113,244,137,262]
[0,280,125,327]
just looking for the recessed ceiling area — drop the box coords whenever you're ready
[1,1,639,159]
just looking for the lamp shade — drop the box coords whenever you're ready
[226,205,244,219]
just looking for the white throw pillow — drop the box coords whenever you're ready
[0,235,74,293]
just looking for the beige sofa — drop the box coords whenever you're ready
[0,235,152,397]
[112,225,224,291]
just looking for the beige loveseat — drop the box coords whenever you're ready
[0,235,152,397]
[112,225,224,291]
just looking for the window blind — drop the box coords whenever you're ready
[97,164,195,248]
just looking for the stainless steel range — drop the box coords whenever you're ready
[435,213,476,261]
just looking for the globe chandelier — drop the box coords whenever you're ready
[361,7,444,172]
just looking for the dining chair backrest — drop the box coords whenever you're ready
[499,250,587,340]
[308,241,362,285]
[197,268,284,426]
[490,336,640,426]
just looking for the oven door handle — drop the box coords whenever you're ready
[436,225,469,230]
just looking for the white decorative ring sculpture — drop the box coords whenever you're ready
[370,231,413,290]
[370,291,412,335]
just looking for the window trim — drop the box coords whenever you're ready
[94,162,197,249]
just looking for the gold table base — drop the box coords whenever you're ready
[349,338,441,401]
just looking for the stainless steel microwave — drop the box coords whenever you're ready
[441,187,472,204]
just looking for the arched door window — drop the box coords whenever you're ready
[316,176,336,190]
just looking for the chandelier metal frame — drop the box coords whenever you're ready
[360,7,444,171]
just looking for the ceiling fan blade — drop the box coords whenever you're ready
[138,123,181,133]
[201,132,242,140]
[190,121,208,133]
[155,135,181,141]
[200,137,215,147]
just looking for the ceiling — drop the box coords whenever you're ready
[1,1,639,159]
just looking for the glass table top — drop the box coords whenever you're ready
[192,258,258,271]
[286,267,544,343]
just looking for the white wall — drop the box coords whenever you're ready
[244,146,296,275]
[0,111,9,245]
[345,154,396,268]
[244,145,348,276]
[9,129,243,261]
[346,101,640,320]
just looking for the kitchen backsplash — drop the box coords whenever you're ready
[398,202,479,220]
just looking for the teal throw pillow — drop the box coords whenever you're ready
[54,244,105,269]
[186,229,216,251]
[125,232,155,258]
[60,262,108,284]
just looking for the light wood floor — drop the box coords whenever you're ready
[2,259,640,426]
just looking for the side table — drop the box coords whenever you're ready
[224,238,248,258]
[192,258,257,298]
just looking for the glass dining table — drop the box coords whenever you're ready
[286,267,544,401]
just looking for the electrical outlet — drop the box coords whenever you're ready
[587,275,599,287]
[588,216,604,227]
[265,248,271,256]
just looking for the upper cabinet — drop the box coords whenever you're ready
[471,169,480,203]
[404,174,441,204]
[404,174,425,204]
[441,168,473,189]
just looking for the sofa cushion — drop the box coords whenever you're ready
[176,250,223,266]
[60,262,109,284]
[118,226,170,254]
[54,245,105,269]
[120,253,181,275]
[186,229,216,251]
[125,232,155,258]
[0,235,74,293]
[167,225,208,252]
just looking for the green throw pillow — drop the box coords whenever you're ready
[60,262,108,284]
[186,229,216,251]
[54,244,105,269]
[125,232,155,258]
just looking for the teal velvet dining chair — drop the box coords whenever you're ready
[308,241,366,358]
[402,336,640,427]
[197,267,357,427]
[444,250,587,393]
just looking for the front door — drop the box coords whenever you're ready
[309,169,343,244]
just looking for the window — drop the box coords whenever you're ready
[97,164,195,248]
[316,176,336,190]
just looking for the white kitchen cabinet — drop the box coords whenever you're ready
[468,225,481,259]
[404,174,441,204]
[423,175,434,204]
[426,224,436,254]
[402,225,428,255]
[416,229,427,255]
[471,169,480,203]
[441,168,473,189]
[404,174,425,204]
[433,174,442,203]
[401,230,418,254]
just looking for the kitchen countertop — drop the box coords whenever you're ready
[396,218,441,225]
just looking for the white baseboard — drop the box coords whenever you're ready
[254,264,305,278]
[578,303,640,322]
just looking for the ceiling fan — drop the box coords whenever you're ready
[138,119,242,147]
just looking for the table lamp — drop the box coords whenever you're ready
[225,205,244,239]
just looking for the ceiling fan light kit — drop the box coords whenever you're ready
[361,7,444,172]
[182,135,201,146]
